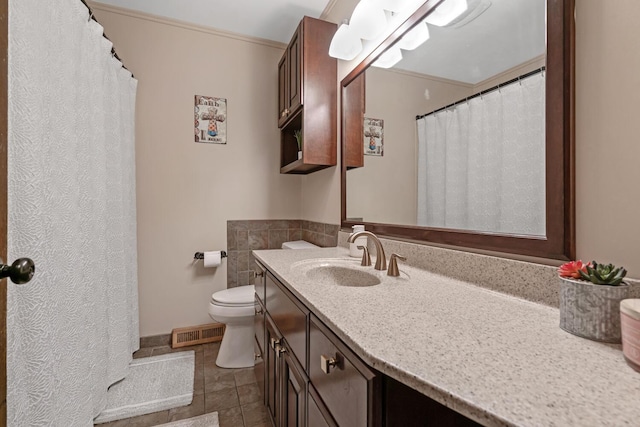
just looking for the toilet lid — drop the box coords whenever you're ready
[211,285,255,306]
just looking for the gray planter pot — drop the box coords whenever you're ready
[559,277,629,343]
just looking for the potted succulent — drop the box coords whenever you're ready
[558,260,629,343]
[294,130,302,160]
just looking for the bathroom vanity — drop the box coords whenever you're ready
[252,246,640,427]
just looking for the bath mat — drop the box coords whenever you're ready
[94,351,195,424]
[156,412,220,427]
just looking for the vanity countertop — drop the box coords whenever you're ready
[253,247,640,427]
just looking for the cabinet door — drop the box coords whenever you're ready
[266,315,283,425]
[287,25,302,118]
[278,53,289,127]
[281,344,307,427]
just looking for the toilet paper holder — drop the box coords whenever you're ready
[194,251,227,260]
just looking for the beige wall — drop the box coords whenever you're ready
[575,1,640,277]
[93,4,302,336]
[347,68,471,225]
[314,0,640,278]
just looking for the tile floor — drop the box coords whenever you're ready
[95,342,269,427]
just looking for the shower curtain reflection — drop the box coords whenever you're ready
[417,72,546,236]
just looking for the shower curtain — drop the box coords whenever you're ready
[7,0,139,425]
[416,72,546,236]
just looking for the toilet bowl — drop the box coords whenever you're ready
[208,285,256,368]
[209,240,319,369]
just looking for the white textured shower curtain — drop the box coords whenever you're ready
[417,73,546,236]
[7,0,139,425]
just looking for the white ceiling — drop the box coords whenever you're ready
[94,0,544,85]
[93,0,332,43]
[396,0,546,84]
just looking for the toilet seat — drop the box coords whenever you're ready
[211,285,255,307]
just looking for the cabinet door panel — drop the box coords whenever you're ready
[282,346,306,427]
[254,336,265,404]
[278,53,289,127]
[287,26,302,117]
[266,316,282,425]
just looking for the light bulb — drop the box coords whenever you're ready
[397,21,430,50]
[328,24,363,60]
[349,0,388,40]
[372,46,403,68]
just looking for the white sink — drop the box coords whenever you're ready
[292,258,407,287]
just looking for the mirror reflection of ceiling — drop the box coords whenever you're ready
[395,0,545,84]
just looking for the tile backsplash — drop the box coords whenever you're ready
[227,219,339,287]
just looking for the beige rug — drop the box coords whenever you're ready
[156,412,220,427]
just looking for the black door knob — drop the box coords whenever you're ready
[0,258,35,285]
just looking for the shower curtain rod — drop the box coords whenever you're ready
[79,0,135,79]
[415,66,545,120]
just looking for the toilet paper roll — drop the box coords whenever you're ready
[203,251,222,268]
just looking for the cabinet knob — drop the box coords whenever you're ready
[255,306,264,315]
[270,337,281,350]
[278,347,287,355]
[254,270,264,279]
[320,354,338,374]
[255,352,262,361]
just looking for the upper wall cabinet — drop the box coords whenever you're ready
[279,17,337,174]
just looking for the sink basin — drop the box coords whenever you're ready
[292,258,382,287]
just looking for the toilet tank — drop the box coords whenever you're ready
[281,240,319,249]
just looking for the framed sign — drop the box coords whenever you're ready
[194,95,227,144]
[364,117,383,156]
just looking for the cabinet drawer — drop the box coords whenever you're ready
[265,272,308,369]
[254,296,265,353]
[309,314,378,427]
[254,261,266,304]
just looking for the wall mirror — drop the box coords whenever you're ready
[341,0,574,260]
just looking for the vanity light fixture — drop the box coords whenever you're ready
[328,21,363,61]
[424,0,468,26]
[328,0,431,61]
[397,21,430,50]
[349,0,388,40]
[372,45,403,68]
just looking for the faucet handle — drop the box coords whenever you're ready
[357,246,371,267]
[387,253,406,277]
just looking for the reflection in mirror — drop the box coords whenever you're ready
[346,0,547,236]
[341,0,575,259]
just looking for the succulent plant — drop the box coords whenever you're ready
[577,261,627,286]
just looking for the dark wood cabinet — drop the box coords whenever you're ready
[278,17,337,174]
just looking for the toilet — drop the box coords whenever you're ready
[208,239,318,368]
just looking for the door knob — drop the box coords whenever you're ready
[0,258,35,285]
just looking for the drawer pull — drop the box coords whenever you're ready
[270,337,281,350]
[255,306,264,315]
[320,354,338,374]
[278,347,287,355]
[254,270,264,279]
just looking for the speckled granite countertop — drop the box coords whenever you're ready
[253,247,640,427]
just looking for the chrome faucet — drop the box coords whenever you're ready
[347,231,386,271]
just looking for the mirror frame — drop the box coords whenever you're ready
[341,0,575,260]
